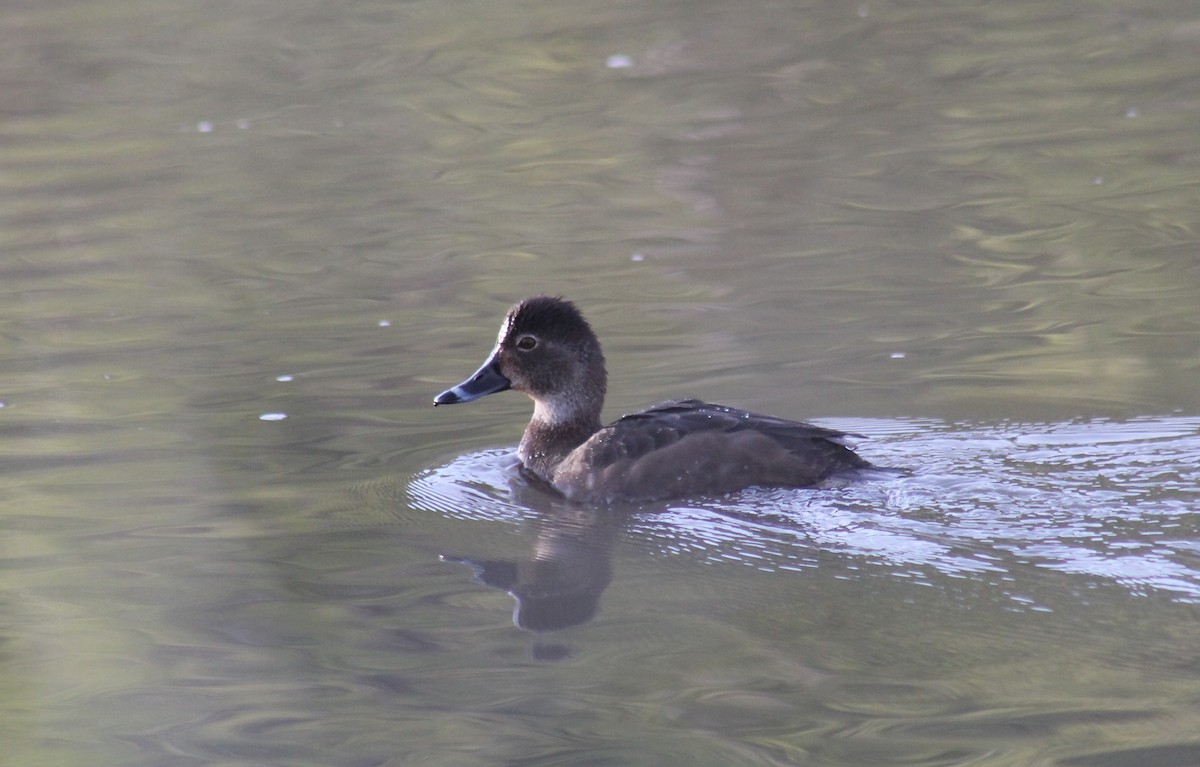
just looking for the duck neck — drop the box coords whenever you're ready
[518,407,602,481]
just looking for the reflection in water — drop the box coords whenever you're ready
[443,505,623,634]
[427,453,625,644]
[413,416,1200,623]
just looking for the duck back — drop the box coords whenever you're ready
[551,400,872,503]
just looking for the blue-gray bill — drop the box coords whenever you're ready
[433,350,511,406]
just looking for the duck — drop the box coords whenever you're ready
[434,296,880,504]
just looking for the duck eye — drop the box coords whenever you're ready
[515,335,538,351]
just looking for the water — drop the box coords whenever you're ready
[416,414,1200,618]
[4,0,1200,764]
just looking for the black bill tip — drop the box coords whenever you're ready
[433,388,462,406]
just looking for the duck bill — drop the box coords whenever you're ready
[433,349,511,405]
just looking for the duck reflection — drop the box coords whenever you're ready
[442,476,630,634]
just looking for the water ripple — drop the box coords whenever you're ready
[412,417,1200,604]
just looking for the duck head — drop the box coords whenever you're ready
[434,296,607,430]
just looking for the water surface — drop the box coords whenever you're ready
[3,0,1200,765]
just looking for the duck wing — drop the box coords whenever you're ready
[620,399,865,446]
[560,399,872,502]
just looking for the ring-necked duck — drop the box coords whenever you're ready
[434,296,880,503]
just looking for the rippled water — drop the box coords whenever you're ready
[5,0,1200,764]
[403,415,1200,765]
[415,416,1200,610]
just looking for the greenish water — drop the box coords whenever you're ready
[3,0,1200,765]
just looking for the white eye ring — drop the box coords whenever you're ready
[515,335,538,351]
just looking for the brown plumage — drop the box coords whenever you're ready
[435,296,876,504]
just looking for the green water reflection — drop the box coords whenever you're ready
[3,0,1200,764]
